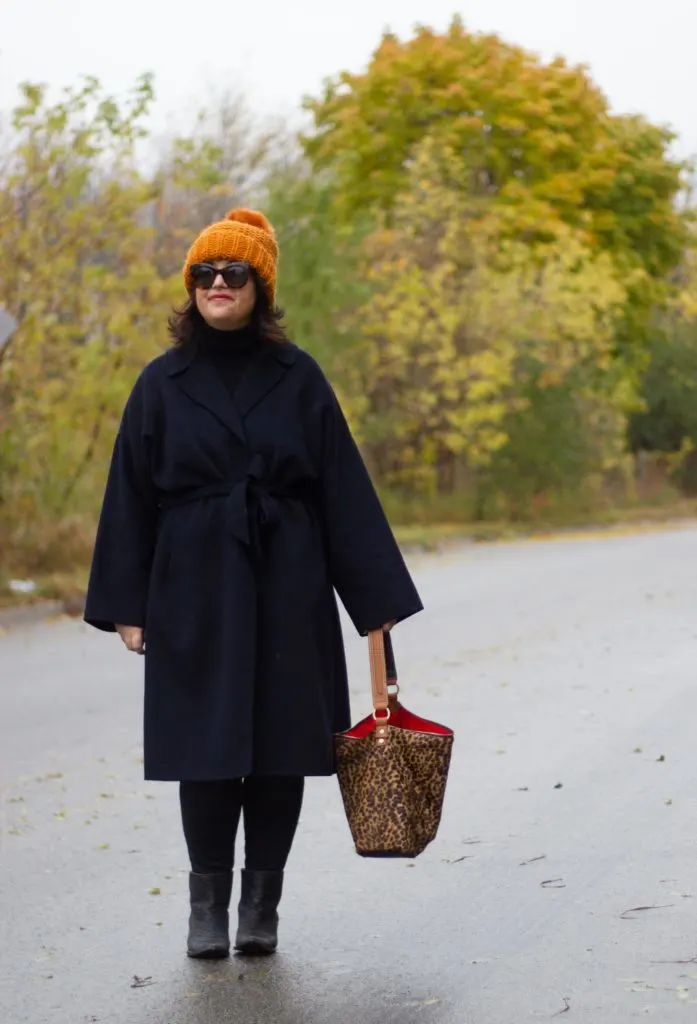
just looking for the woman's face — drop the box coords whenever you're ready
[194,261,257,330]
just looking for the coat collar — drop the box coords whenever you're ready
[165,341,297,443]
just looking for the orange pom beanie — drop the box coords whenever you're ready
[183,208,279,305]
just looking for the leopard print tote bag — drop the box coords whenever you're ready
[335,630,454,858]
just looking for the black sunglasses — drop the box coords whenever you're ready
[190,261,251,290]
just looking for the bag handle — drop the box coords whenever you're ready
[368,630,397,717]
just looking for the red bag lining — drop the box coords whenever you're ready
[343,705,453,740]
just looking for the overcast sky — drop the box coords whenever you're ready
[1,0,695,156]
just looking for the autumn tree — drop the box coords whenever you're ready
[304,18,686,314]
[0,76,171,571]
[263,157,374,375]
[338,140,628,505]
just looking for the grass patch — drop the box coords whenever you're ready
[394,498,697,551]
[0,568,89,611]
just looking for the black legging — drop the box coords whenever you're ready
[179,777,305,873]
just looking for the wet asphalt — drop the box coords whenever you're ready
[3,525,697,1023]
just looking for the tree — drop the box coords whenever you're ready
[262,157,373,378]
[628,243,697,492]
[304,18,686,287]
[337,140,628,501]
[0,77,170,571]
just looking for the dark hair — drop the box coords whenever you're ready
[167,269,289,348]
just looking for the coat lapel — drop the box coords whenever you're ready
[166,346,246,443]
[235,342,297,421]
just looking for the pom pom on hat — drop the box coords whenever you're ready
[183,206,279,303]
[225,208,275,237]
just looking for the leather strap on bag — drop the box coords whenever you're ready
[368,630,398,717]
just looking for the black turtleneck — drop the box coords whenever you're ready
[198,322,257,399]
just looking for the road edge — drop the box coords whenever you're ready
[0,600,68,630]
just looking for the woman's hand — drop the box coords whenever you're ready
[116,624,145,655]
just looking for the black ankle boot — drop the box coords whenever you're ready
[187,871,232,959]
[234,870,284,956]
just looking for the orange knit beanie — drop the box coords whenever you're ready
[183,208,279,306]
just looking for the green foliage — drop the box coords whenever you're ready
[334,139,629,495]
[629,256,697,466]
[305,19,685,266]
[263,160,373,374]
[304,18,687,364]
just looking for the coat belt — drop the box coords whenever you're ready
[157,454,310,550]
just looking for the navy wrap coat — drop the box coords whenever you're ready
[84,341,423,780]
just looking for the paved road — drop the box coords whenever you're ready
[3,526,697,1023]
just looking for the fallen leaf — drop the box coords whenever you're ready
[633,747,643,754]
[130,975,155,989]
[657,755,666,763]
[515,787,530,792]
[520,855,547,867]
[552,997,571,1016]
[554,783,564,790]
[541,879,566,889]
[621,904,674,920]
[148,887,161,896]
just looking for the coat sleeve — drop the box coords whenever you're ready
[83,373,158,633]
[317,375,423,635]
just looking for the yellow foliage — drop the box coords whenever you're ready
[0,78,172,568]
[340,139,629,490]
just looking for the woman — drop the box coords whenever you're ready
[84,208,423,959]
